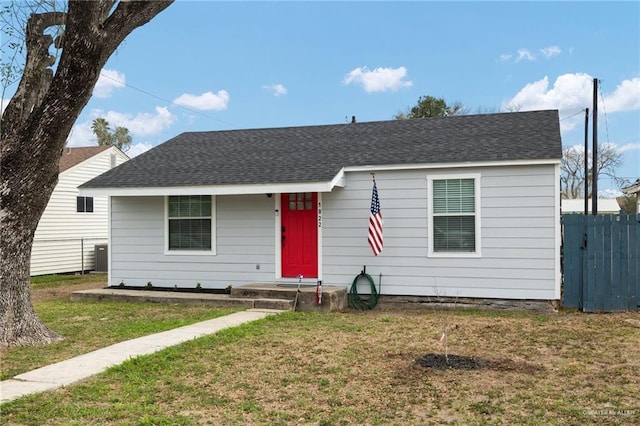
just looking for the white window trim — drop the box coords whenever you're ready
[427,173,481,258]
[164,195,217,256]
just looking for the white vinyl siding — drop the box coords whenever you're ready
[428,174,481,257]
[108,163,560,300]
[30,147,128,275]
[111,194,275,288]
[321,166,559,300]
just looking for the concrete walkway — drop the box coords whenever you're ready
[0,309,283,404]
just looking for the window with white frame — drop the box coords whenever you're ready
[428,175,480,256]
[167,195,214,252]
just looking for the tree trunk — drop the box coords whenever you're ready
[0,0,173,348]
[0,195,62,347]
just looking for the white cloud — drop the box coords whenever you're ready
[1,98,9,114]
[501,46,562,63]
[343,66,413,93]
[126,142,153,158]
[603,77,640,112]
[618,142,640,153]
[565,142,632,154]
[94,69,125,98]
[66,121,96,147]
[66,106,176,146]
[102,106,176,137]
[503,74,640,130]
[263,83,288,97]
[600,188,623,198]
[539,46,561,59]
[504,73,593,115]
[173,90,229,111]
[516,48,536,62]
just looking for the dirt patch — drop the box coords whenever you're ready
[416,352,544,372]
[31,280,107,303]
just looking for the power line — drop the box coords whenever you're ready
[98,71,236,128]
[560,108,587,122]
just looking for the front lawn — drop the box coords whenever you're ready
[2,298,639,425]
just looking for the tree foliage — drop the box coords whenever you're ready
[91,117,132,151]
[0,0,173,348]
[395,95,467,119]
[616,195,638,214]
[560,144,624,199]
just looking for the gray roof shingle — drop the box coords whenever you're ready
[81,110,562,189]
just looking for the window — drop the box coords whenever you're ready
[77,196,94,213]
[428,175,480,256]
[167,195,214,252]
[288,192,313,210]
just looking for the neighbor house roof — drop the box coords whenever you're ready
[622,179,640,195]
[59,146,111,173]
[81,110,562,195]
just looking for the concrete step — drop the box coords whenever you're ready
[232,283,348,312]
[254,298,294,311]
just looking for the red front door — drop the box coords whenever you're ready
[281,192,318,278]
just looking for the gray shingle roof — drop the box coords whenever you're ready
[81,110,561,189]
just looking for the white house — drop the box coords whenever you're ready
[561,199,622,215]
[80,110,562,302]
[31,146,129,276]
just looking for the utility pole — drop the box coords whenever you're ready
[584,108,589,215]
[592,78,598,215]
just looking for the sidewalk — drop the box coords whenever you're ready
[0,309,284,404]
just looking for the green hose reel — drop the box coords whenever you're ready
[348,266,382,310]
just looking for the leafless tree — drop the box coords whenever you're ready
[560,144,623,199]
[0,0,173,348]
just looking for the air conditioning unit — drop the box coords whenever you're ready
[94,244,108,272]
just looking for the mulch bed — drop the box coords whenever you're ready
[416,353,544,372]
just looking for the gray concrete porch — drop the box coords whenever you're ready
[71,283,348,312]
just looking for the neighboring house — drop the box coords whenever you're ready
[622,179,640,212]
[31,146,129,276]
[80,110,562,302]
[561,199,621,215]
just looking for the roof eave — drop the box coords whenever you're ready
[343,158,561,173]
[79,168,346,197]
[622,182,640,195]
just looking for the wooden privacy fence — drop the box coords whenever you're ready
[562,214,639,312]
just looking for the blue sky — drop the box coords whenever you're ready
[11,1,640,195]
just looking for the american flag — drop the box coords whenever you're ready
[368,178,383,256]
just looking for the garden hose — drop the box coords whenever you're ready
[348,268,381,310]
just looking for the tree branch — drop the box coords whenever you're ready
[1,11,65,136]
[103,0,172,47]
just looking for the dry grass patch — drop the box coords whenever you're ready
[4,308,639,425]
[1,274,239,380]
